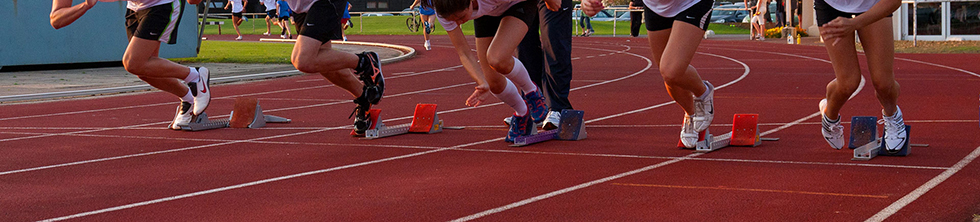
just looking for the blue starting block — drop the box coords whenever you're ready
[511,109,586,147]
[850,116,923,161]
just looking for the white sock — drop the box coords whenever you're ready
[180,91,194,103]
[183,67,200,83]
[501,57,538,94]
[492,79,527,116]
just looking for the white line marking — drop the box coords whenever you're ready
[36,44,655,221]
[864,145,980,222]
[449,153,703,222]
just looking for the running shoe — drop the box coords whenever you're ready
[524,90,548,124]
[350,97,372,136]
[542,110,561,130]
[692,81,714,132]
[263,32,271,36]
[424,40,431,50]
[680,114,698,148]
[354,52,385,105]
[188,67,211,115]
[505,112,533,143]
[819,99,845,149]
[881,107,908,153]
[235,36,243,40]
[170,102,194,130]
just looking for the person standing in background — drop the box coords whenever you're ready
[225,0,246,40]
[629,0,644,37]
[514,0,577,130]
[262,0,279,35]
[276,0,292,38]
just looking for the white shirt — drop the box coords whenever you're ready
[284,0,316,14]
[230,0,245,13]
[435,0,525,32]
[642,0,699,18]
[262,0,278,11]
[823,0,880,13]
[126,0,176,11]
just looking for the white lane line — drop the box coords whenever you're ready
[448,45,875,222]
[2,46,643,176]
[37,44,654,221]
[449,153,703,222]
[865,145,980,222]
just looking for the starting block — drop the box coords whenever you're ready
[511,109,587,147]
[851,116,923,161]
[180,97,290,131]
[677,114,778,153]
[359,104,450,139]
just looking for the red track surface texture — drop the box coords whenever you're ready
[2,35,980,221]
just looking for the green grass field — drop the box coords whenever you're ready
[199,15,749,36]
[172,41,294,64]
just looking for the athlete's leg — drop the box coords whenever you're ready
[651,21,707,115]
[123,37,191,97]
[291,36,362,96]
[819,23,861,119]
[858,17,899,115]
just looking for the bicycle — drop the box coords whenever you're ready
[405,9,421,32]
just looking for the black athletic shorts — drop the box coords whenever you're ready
[814,0,891,26]
[644,0,714,32]
[293,0,347,43]
[126,1,183,44]
[232,12,243,18]
[472,0,538,38]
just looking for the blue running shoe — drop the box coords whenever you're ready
[504,113,533,143]
[524,90,548,124]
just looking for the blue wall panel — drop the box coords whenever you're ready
[1,0,198,67]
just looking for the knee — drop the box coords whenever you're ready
[122,58,144,75]
[486,53,514,74]
[659,65,687,85]
[832,77,862,94]
[292,58,318,74]
[872,79,899,93]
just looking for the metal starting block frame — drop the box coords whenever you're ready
[360,104,447,139]
[511,109,587,147]
[179,97,290,131]
[677,114,779,153]
[851,116,920,161]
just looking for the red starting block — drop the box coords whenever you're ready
[358,104,454,139]
[179,97,290,131]
[677,113,778,153]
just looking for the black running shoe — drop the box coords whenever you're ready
[350,96,372,136]
[354,52,385,105]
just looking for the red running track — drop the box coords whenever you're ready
[1,35,979,221]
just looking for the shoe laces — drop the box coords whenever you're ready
[682,115,696,134]
[822,115,843,133]
[878,118,904,135]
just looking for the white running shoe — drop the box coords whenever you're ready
[263,32,271,36]
[542,111,561,130]
[881,107,908,152]
[235,36,243,40]
[680,114,698,148]
[692,81,714,132]
[819,99,845,149]
[170,102,194,130]
[190,67,211,115]
[424,40,431,50]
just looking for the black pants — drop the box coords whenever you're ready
[517,0,574,112]
[630,11,643,37]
